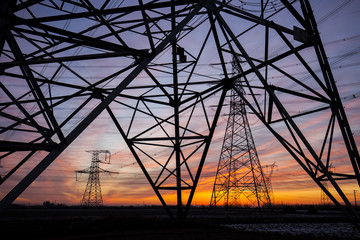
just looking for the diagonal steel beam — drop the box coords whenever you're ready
[29,0,199,22]
[10,17,146,54]
[300,0,360,184]
[3,29,66,144]
[184,80,229,218]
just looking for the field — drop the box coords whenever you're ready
[0,205,359,240]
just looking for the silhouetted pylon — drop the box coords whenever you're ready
[76,150,117,207]
[210,57,272,208]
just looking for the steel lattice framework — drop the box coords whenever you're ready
[0,0,359,226]
[210,58,272,208]
[75,150,115,207]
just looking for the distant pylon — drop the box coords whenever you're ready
[210,57,272,209]
[321,164,334,206]
[320,182,331,206]
[76,150,117,207]
[262,162,277,204]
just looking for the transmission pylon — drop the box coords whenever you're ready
[210,57,272,209]
[320,164,334,206]
[75,150,116,207]
[263,162,277,205]
[320,182,331,206]
[0,0,360,228]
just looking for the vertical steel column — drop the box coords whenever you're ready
[171,0,183,220]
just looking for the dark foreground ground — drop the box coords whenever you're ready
[1,206,359,240]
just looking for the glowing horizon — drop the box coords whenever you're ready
[1,0,360,210]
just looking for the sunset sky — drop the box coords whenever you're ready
[1,0,360,208]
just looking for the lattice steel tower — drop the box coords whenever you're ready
[76,150,115,207]
[1,0,360,228]
[210,58,272,208]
